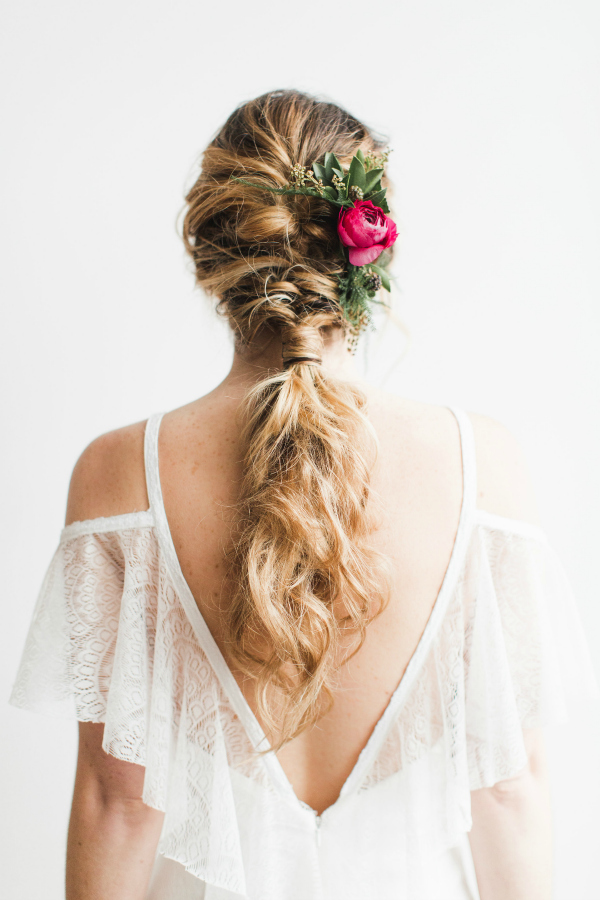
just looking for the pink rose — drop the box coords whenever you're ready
[337,200,398,266]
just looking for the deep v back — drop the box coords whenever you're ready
[142,404,477,816]
[13,399,592,897]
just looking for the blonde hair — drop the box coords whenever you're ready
[182,89,393,751]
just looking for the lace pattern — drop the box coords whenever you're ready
[9,515,597,898]
[10,428,598,900]
[9,398,599,900]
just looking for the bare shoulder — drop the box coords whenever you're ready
[467,411,541,525]
[361,388,465,504]
[65,419,149,526]
[361,385,541,526]
[361,386,462,451]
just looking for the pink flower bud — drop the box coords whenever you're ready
[337,200,398,267]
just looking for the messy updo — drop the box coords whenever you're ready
[182,89,393,751]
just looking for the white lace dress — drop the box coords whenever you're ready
[9,408,598,900]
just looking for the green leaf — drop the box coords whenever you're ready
[347,156,366,192]
[312,162,327,184]
[364,168,384,194]
[369,264,391,291]
[355,148,365,164]
[367,189,389,213]
[322,186,337,200]
[331,154,344,174]
[324,152,335,181]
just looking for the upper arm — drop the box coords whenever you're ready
[468,412,548,789]
[477,728,549,798]
[65,421,149,526]
[75,722,149,807]
[468,412,541,527]
[67,427,152,799]
[63,424,161,818]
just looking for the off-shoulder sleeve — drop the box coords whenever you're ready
[9,526,159,761]
[464,520,599,790]
[9,523,249,894]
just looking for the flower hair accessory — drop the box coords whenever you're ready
[232,148,397,348]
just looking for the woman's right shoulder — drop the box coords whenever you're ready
[64,418,149,527]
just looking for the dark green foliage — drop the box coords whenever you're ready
[347,156,367,193]
[230,149,395,339]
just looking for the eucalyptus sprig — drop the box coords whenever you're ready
[337,254,392,342]
[232,148,391,213]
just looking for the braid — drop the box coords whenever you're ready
[182,89,393,750]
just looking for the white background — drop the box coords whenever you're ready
[1,1,599,897]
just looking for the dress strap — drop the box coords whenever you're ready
[447,407,477,525]
[140,410,279,763]
[144,412,165,517]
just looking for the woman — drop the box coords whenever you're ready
[10,89,597,899]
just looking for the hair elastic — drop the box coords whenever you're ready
[282,355,323,369]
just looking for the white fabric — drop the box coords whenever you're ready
[9,407,598,900]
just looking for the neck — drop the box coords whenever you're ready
[215,328,361,401]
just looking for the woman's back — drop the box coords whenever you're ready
[64,384,536,818]
[14,383,592,899]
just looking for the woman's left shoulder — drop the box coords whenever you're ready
[64,418,149,527]
[466,410,541,526]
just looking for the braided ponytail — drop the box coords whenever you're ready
[182,90,393,750]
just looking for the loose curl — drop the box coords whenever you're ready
[182,89,394,751]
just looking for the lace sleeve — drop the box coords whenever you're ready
[9,527,159,759]
[464,522,599,790]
